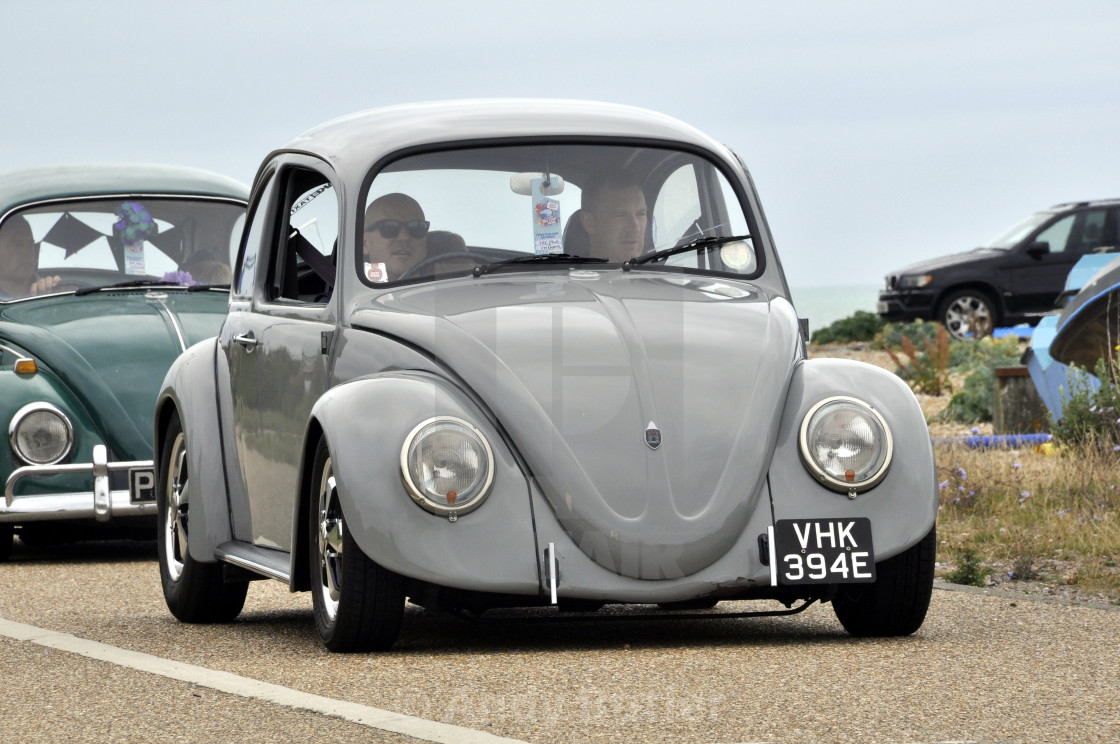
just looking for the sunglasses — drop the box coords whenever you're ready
[366,219,430,239]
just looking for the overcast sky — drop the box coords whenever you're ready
[3,1,1118,292]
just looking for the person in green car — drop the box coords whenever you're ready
[0,215,60,299]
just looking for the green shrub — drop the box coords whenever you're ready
[940,335,1024,423]
[809,310,885,345]
[875,320,940,350]
[1052,357,1120,450]
[944,546,993,587]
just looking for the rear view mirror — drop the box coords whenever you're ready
[510,173,564,196]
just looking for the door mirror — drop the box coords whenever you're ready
[1025,241,1050,258]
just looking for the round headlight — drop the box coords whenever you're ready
[401,417,494,516]
[9,402,74,466]
[798,397,892,494]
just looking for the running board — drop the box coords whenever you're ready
[216,541,291,582]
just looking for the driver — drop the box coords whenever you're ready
[580,172,648,263]
[0,215,60,299]
[362,193,430,282]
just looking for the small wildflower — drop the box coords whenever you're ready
[1007,570,1015,580]
[939,480,949,490]
[956,467,967,481]
[1093,515,1103,522]
[971,427,981,435]
[1013,462,1021,470]
[1058,508,1070,517]
[1018,491,1030,503]
[959,486,965,493]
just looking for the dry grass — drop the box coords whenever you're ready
[934,441,1120,597]
[810,340,1120,601]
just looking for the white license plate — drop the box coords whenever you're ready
[772,518,876,585]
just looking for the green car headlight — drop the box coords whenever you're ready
[798,396,892,495]
[401,417,494,517]
[9,402,74,466]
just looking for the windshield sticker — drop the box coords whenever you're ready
[531,178,563,255]
[365,261,388,283]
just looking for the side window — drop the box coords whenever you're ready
[234,173,276,297]
[1072,209,1108,253]
[267,169,338,303]
[1035,215,1075,254]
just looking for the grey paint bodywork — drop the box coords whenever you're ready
[156,100,937,604]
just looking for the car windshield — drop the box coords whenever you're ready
[0,197,246,301]
[358,143,756,286]
[984,211,1052,249]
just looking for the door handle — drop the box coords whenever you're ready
[233,332,259,350]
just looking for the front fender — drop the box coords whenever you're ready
[767,358,937,561]
[154,337,229,562]
[311,371,541,594]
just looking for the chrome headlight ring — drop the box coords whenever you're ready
[400,416,495,518]
[798,396,893,496]
[9,402,74,466]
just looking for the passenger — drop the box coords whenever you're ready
[183,259,232,285]
[0,216,60,299]
[580,173,649,263]
[362,193,430,281]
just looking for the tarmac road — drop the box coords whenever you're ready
[1,539,1117,744]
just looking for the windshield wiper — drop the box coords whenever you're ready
[473,253,607,277]
[74,279,179,296]
[624,234,752,270]
[187,283,231,292]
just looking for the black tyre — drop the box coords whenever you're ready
[832,527,935,637]
[309,437,405,652]
[939,290,996,340]
[157,410,247,622]
[0,524,12,562]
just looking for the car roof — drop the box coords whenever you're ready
[1046,198,1120,212]
[0,163,249,215]
[277,99,736,182]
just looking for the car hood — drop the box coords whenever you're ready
[888,248,1004,278]
[352,271,801,579]
[0,290,228,458]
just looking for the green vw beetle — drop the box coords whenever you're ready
[1,164,247,559]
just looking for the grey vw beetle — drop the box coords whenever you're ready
[155,100,937,651]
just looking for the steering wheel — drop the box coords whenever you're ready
[399,251,493,280]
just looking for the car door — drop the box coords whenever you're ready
[1006,208,1109,314]
[224,160,339,549]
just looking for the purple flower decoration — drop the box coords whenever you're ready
[115,201,158,245]
[161,270,196,286]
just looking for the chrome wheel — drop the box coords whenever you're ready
[316,456,344,622]
[942,292,994,340]
[163,431,189,582]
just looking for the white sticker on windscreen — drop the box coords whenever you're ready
[531,178,563,255]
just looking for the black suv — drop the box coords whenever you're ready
[878,199,1120,339]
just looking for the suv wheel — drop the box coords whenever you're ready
[939,290,996,340]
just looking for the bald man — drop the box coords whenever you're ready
[362,193,430,281]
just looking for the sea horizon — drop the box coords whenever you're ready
[788,282,881,336]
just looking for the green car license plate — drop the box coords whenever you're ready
[129,468,156,503]
[772,518,876,585]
